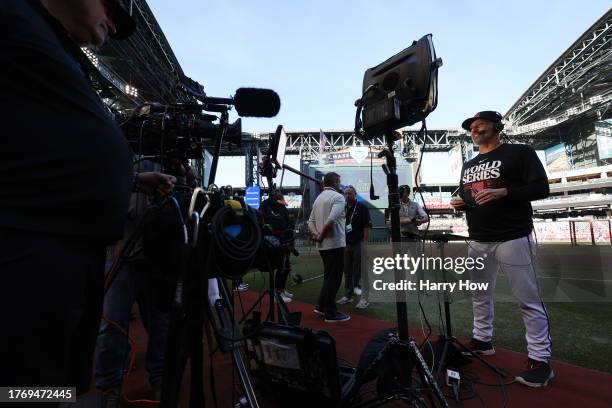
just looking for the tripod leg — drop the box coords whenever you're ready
[274,292,291,325]
[233,346,260,408]
[408,339,449,408]
[434,338,451,381]
[238,290,270,325]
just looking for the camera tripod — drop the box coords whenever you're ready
[346,136,448,408]
[239,248,301,327]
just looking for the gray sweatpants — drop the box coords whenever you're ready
[467,234,552,362]
[344,241,363,297]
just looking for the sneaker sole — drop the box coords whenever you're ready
[515,370,554,388]
[313,309,324,316]
[324,316,351,323]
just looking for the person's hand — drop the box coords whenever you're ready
[474,188,507,205]
[400,217,412,225]
[184,166,198,186]
[137,172,176,196]
[450,196,465,209]
[312,233,323,243]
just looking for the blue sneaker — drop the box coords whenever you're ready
[324,312,351,323]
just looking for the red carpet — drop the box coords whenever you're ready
[111,291,612,407]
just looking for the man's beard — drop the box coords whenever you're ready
[473,129,494,145]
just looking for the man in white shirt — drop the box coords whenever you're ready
[308,172,350,322]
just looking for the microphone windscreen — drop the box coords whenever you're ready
[234,88,280,117]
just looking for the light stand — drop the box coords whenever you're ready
[345,135,448,408]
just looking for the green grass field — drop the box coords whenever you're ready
[243,244,612,374]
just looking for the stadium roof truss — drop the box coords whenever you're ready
[248,128,550,160]
[250,129,467,160]
[82,0,192,107]
[505,9,612,136]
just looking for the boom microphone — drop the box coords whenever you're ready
[234,88,281,117]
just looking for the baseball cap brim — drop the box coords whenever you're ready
[461,111,503,131]
[106,0,136,40]
[461,117,479,131]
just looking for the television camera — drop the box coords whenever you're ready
[119,87,280,161]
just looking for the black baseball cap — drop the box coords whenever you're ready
[461,111,503,131]
[106,0,136,40]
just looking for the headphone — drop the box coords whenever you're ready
[399,185,410,197]
[493,122,505,133]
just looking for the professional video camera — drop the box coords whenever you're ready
[120,102,243,158]
[120,87,280,159]
[102,79,283,407]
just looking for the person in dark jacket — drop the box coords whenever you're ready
[261,189,295,302]
[0,0,173,396]
[335,186,371,309]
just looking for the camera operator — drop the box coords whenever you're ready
[399,185,429,239]
[261,189,295,303]
[0,0,174,397]
[94,159,177,407]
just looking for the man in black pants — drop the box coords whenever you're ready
[261,189,295,302]
[308,172,350,322]
[0,0,174,398]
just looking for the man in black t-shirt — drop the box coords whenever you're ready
[451,111,553,388]
[336,186,371,309]
[0,0,173,397]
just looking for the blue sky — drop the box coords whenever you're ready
[147,1,610,133]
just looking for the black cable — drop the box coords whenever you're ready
[452,366,513,408]
[409,121,441,341]
[417,292,432,350]
[411,121,430,245]
[209,205,262,279]
[369,143,378,200]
